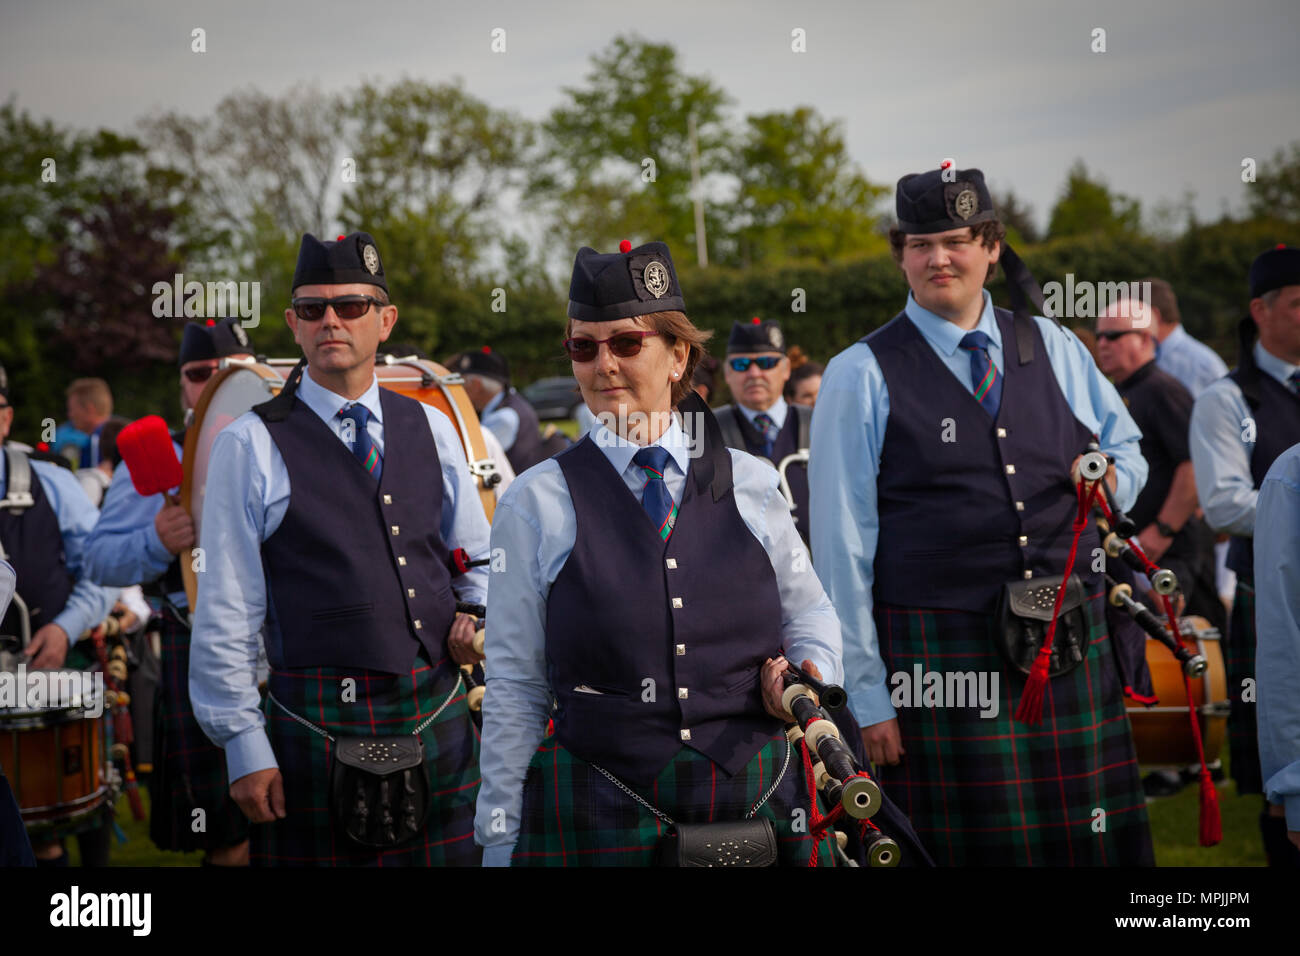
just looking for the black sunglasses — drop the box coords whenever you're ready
[292,295,386,322]
[729,356,781,372]
[182,365,218,384]
[1096,330,1140,342]
[563,331,659,362]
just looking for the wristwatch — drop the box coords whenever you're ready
[1155,519,1179,538]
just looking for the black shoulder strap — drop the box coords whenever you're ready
[998,242,1058,366]
[678,392,733,502]
[793,403,812,452]
[252,358,307,423]
[712,404,748,450]
[1233,314,1262,410]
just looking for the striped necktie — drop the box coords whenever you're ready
[752,413,779,458]
[633,446,676,541]
[339,403,382,480]
[959,330,1002,419]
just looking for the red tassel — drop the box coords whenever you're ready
[1015,650,1050,725]
[1198,769,1222,846]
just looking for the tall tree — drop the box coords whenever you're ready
[532,35,731,261]
[1047,161,1143,240]
[989,188,1041,245]
[725,106,887,266]
[1245,140,1300,223]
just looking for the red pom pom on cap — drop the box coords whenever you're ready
[205,318,216,326]
[618,240,632,253]
[1278,243,1288,250]
[940,159,953,170]
[337,234,346,241]
[481,345,491,354]
[751,316,761,324]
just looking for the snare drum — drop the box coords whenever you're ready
[0,671,110,829]
[1126,616,1229,766]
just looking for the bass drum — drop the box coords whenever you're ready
[1125,615,1229,766]
[181,356,500,610]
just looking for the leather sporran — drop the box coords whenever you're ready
[656,818,779,867]
[994,573,1091,679]
[330,736,430,848]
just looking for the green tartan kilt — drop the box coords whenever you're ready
[149,610,249,852]
[873,594,1154,867]
[1225,579,1261,794]
[252,656,481,866]
[512,732,841,867]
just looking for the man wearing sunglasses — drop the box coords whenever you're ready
[84,316,255,866]
[188,231,492,867]
[811,166,1152,866]
[715,318,812,547]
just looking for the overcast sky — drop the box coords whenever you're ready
[3,0,1297,234]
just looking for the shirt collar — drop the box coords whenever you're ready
[737,396,788,430]
[590,414,691,481]
[904,289,1001,357]
[1159,324,1188,356]
[297,367,384,425]
[482,389,506,416]
[1255,341,1300,387]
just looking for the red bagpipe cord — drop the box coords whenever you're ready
[1014,478,1104,726]
[1093,497,1221,846]
[798,736,879,867]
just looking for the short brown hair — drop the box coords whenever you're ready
[1140,278,1179,327]
[565,310,713,406]
[888,220,1007,283]
[66,378,113,416]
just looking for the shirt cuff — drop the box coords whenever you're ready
[51,611,84,646]
[481,843,515,867]
[849,679,897,728]
[225,727,279,783]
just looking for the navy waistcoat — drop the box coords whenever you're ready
[722,406,811,546]
[0,454,73,637]
[1224,365,1300,581]
[500,390,545,473]
[865,309,1099,613]
[546,435,783,786]
[260,388,456,673]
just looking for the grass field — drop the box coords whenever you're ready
[63,752,1267,867]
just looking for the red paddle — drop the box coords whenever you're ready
[117,415,183,498]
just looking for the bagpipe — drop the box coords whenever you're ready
[780,665,901,867]
[1074,445,1224,846]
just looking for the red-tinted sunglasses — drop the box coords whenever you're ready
[182,364,218,384]
[562,331,659,362]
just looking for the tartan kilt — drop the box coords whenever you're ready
[150,610,249,852]
[253,655,481,866]
[874,594,1154,866]
[511,731,841,867]
[1225,579,1261,794]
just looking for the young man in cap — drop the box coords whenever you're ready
[190,232,491,865]
[454,348,547,473]
[1189,244,1300,864]
[84,317,256,864]
[810,166,1153,865]
[715,318,812,546]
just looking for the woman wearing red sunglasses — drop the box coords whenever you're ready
[473,240,924,867]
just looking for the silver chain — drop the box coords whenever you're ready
[592,738,791,826]
[267,671,464,742]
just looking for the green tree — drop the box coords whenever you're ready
[1047,160,1143,240]
[531,35,731,261]
[724,107,887,266]
[1245,141,1300,223]
[989,188,1041,246]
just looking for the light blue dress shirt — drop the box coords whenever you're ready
[1156,324,1229,399]
[1189,342,1300,538]
[473,416,843,865]
[736,395,788,432]
[479,389,520,451]
[83,440,187,607]
[188,370,492,785]
[1255,441,1300,830]
[0,453,116,645]
[809,290,1148,728]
